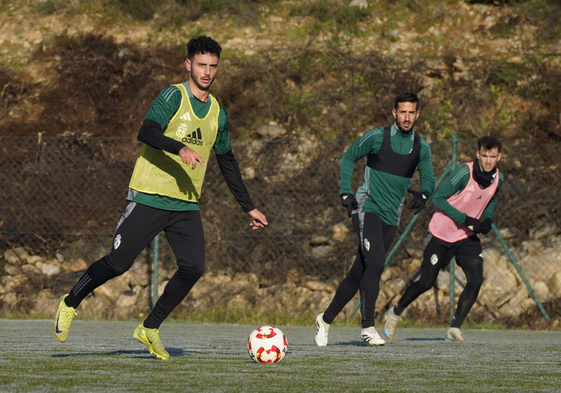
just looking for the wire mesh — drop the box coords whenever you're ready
[1,135,560,324]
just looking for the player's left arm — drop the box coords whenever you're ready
[214,105,268,229]
[416,138,436,196]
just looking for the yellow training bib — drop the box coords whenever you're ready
[129,84,219,203]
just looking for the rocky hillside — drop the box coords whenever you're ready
[1,0,561,142]
[1,1,561,328]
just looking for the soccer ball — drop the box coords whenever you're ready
[247,325,288,363]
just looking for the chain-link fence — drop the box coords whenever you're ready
[1,135,560,325]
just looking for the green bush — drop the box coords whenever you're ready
[34,0,67,15]
[108,0,162,20]
[176,0,279,24]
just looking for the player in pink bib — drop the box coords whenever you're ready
[384,136,503,342]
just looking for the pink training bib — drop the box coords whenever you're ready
[429,162,499,242]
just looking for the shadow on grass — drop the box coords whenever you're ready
[332,337,446,345]
[52,347,189,358]
[405,337,445,342]
[333,340,374,346]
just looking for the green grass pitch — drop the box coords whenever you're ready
[1,319,560,391]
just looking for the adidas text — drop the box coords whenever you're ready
[182,128,203,146]
[182,137,203,146]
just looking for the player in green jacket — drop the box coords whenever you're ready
[53,36,268,360]
[315,92,435,347]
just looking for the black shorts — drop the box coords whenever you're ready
[421,233,482,270]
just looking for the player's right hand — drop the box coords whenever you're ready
[340,193,358,217]
[179,146,205,169]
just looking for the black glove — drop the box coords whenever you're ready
[464,216,484,233]
[407,189,429,214]
[481,218,493,235]
[340,193,358,217]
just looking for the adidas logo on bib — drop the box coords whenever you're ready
[182,128,203,146]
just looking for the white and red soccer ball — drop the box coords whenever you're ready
[247,325,288,363]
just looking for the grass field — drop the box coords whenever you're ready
[1,319,560,392]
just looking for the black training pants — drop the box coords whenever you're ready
[65,201,205,329]
[394,234,484,328]
[324,212,397,328]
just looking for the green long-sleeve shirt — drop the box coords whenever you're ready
[432,163,503,224]
[341,124,435,226]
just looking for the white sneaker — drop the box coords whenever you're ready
[315,313,330,347]
[384,307,401,341]
[445,327,464,342]
[361,327,385,346]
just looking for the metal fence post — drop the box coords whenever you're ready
[449,135,458,320]
[492,223,551,323]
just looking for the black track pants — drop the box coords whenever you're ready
[65,202,205,329]
[323,212,397,328]
[394,235,484,328]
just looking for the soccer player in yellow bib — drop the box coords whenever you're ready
[53,36,268,360]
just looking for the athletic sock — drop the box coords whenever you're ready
[450,315,463,329]
[64,293,79,309]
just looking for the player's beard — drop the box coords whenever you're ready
[191,74,215,92]
[396,118,415,133]
[478,159,496,174]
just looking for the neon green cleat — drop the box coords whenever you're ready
[53,294,77,343]
[134,323,170,360]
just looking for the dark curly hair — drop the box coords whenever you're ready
[186,36,222,60]
[478,136,502,152]
[394,91,420,110]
